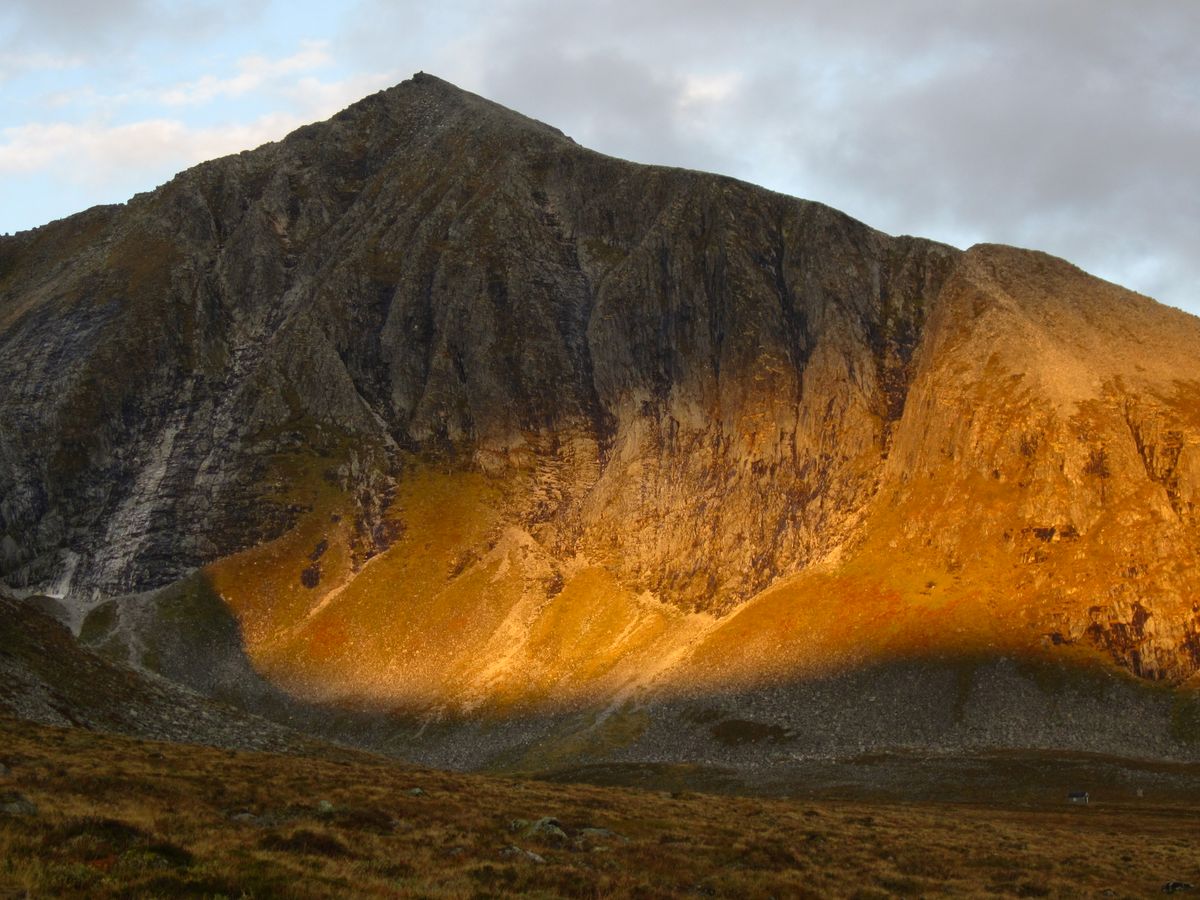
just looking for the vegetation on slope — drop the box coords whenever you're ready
[2,717,1200,898]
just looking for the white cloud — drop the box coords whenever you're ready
[159,40,333,106]
[679,73,742,108]
[0,114,304,181]
[280,69,404,117]
[0,50,82,79]
[0,61,405,188]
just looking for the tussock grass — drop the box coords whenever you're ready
[2,716,1198,897]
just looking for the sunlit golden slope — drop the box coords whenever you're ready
[207,463,707,712]
[201,250,1200,718]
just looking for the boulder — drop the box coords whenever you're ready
[500,844,546,864]
[0,792,37,817]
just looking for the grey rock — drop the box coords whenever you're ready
[0,592,318,755]
[526,816,568,844]
[499,844,546,864]
[0,792,37,817]
[0,74,1195,683]
[0,73,954,617]
[575,826,625,851]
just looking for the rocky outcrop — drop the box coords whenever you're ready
[1,73,1199,729]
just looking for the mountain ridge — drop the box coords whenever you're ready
[1,73,1198,768]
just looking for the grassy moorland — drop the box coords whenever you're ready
[1,717,1198,898]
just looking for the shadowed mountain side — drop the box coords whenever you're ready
[0,592,327,754]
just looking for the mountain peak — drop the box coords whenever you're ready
[1,78,1199,768]
[315,70,573,149]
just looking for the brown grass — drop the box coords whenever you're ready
[1,716,1197,898]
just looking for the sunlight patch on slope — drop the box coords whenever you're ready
[203,433,1191,716]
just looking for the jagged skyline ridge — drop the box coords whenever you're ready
[1,1,1197,315]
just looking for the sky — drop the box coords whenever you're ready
[2,0,1197,314]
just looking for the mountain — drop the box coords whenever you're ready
[1,73,1198,767]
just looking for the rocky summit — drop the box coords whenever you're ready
[1,74,1199,769]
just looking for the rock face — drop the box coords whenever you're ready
[1,74,1199,745]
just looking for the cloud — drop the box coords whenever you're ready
[440,0,1200,311]
[0,0,270,86]
[158,40,333,106]
[0,114,304,181]
[480,49,742,178]
[0,50,83,78]
[754,2,1200,307]
[0,0,265,56]
[0,68,407,184]
[679,73,742,108]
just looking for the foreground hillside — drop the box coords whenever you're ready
[2,717,1199,898]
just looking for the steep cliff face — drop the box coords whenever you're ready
[2,74,1199,731]
[874,246,1200,681]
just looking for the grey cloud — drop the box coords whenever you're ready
[430,0,1199,312]
[0,0,266,58]
[764,4,1200,306]
[336,1,454,67]
[483,50,740,178]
